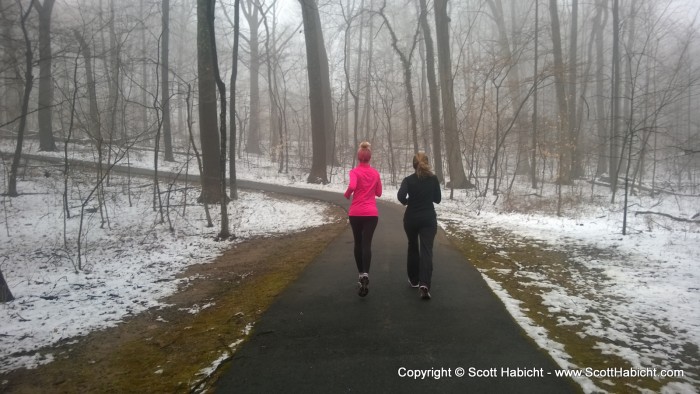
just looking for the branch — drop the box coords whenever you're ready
[634,211,700,224]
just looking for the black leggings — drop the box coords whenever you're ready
[404,215,437,289]
[349,216,378,274]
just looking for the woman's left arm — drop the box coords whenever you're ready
[433,177,442,204]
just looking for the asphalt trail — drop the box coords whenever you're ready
[9,154,579,392]
[215,182,580,393]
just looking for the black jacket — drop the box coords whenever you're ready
[397,173,441,220]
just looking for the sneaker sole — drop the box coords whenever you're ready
[419,287,431,300]
[358,277,369,297]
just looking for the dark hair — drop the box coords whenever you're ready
[413,152,433,178]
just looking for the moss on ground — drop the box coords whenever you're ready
[445,225,689,393]
[1,207,346,394]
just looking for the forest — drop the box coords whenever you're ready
[2,0,699,217]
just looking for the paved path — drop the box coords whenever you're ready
[9,155,579,392]
[215,181,580,393]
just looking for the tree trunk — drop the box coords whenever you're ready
[0,269,13,303]
[530,0,539,189]
[377,4,421,155]
[8,0,35,197]
[567,0,579,178]
[197,0,221,203]
[140,0,148,135]
[312,3,336,165]
[36,0,56,151]
[205,0,230,239]
[435,0,470,189]
[161,0,174,161]
[74,31,100,141]
[548,0,571,184]
[242,0,262,154]
[486,0,530,176]
[610,0,620,199]
[229,0,240,199]
[419,0,444,183]
[594,0,608,177]
[299,0,328,183]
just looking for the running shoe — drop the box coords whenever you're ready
[419,285,431,300]
[408,278,419,288]
[358,275,369,297]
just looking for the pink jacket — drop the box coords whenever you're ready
[344,163,382,216]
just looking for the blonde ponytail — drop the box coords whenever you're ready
[413,152,433,179]
[357,141,372,162]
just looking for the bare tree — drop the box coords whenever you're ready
[205,0,230,239]
[419,0,443,183]
[567,0,579,179]
[435,0,470,189]
[35,0,56,151]
[548,0,571,188]
[485,0,530,176]
[594,0,609,177]
[161,0,174,162]
[609,0,621,199]
[7,0,35,197]
[0,267,13,303]
[229,0,241,199]
[241,0,263,154]
[299,0,329,184]
[197,0,222,203]
[375,1,422,154]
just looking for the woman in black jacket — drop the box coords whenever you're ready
[397,152,441,300]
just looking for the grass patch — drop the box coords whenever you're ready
[445,224,689,393]
[0,207,347,394]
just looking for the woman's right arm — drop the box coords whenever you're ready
[344,171,357,199]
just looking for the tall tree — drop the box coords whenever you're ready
[341,0,362,166]
[229,0,241,199]
[419,0,444,183]
[299,0,328,183]
[7,0,36,197]
[567,0,579,179]
[435,0,470,188]
[140,0,148,135]
[548,0,570,184]
[594,0,609,177]
[530,0,539,189]
[206,0,230,239]
[376,1,422,154]
[486,0,530,175]
[35,0,56,151]
[241,0,263,154]
[197,0,222,203]
[316,2,336,166]
[610,0,620,198]
[161,0,174,161]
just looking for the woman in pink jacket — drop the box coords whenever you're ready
[344,141,383,297]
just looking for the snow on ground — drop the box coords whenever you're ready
[438,182,700,392]
[0,149,334,373]
[2,139,700,391]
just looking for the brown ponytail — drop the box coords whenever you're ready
[413,152,433,179]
